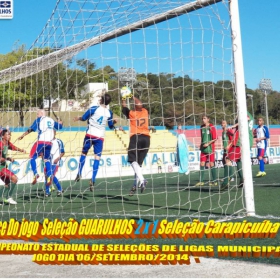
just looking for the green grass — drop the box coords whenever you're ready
[2,163,280,264]
[1,163,279,221]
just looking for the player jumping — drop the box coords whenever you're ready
[18,109,63,186]
[73,93,116,191]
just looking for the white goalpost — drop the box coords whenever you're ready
[0,0,255,221]
[229,0,255,216]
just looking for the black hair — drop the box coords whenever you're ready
[1,129,9,137]
[100,93,112,106]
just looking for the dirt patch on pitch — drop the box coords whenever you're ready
[0,254,279,278]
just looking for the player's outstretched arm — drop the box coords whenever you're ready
[107,108,117,130]
[74,107,97,122]
[54,120,63,130]
[18,129,32,140]
[8,142,26,153]
[18,117,40,140]
[121,99,127,108]
[73,116,82,122]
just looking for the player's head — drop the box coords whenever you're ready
[53,129,57,138]
[37,109,46,118]
[258,117,264,126]
[1,129,11,141]
[221,120,227,128]
[100,93,112,106]
[202,115,210,125]
[134,99,143,111]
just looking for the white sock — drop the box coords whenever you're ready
[131,162,145,183]
[133,173,139,187]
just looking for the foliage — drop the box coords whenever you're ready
[0,46,279,128]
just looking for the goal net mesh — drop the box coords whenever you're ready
[0,0,245,222]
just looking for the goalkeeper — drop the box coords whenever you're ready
[121,93,150,196]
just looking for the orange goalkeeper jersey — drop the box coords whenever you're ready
[128,108,150,137]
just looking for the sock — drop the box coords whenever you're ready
[237,161,243,180]
[91,159,100,183]
[78,155,86,176]
[40,159,45,173]
[30,158,38,176]
[259,159,265,172]
[7,183,16,199]
[210,166,217,182]
[223,165,229,184]
[45,184,50,195]
[229,165,234,180]
[133,173,138,187]
[131,162,145,183]
[0,186,8,200]
[45,161,52,178]
[53,177,62,191]
[199,166,205,182]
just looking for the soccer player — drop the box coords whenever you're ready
[255,117,270,177]
[196,115,217,186]
[220,120,235,189]
[224,110,254,188]
[247,111,254,149]
[18,109,63,186]
[0,129,26,204]
[73,93,116,190]
[220,121,243,191]
[122,96,150,195]
[44,130,65,197]
[221,120,230,165]
[230,110,254,149]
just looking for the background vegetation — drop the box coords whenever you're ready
[1,46,279,128]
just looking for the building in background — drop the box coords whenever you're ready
[44,82,108,112]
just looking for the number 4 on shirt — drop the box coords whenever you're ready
[96,116,104,125]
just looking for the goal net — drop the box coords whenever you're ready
[0,0,252,222]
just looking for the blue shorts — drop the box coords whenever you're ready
[30,141,52,161]
[82,135,103,156]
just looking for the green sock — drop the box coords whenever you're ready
[223,165,233,184]
[229,165,234,179]
[0,186,9,201]
[223,165,229,184]
[199,166,205,182]
[7,183,17,199]
[211,166,217,181]
[0,186,6,200]
[236,161,243,180]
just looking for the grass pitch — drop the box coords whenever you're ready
[1,163,279,222]
[1,163,280,265]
